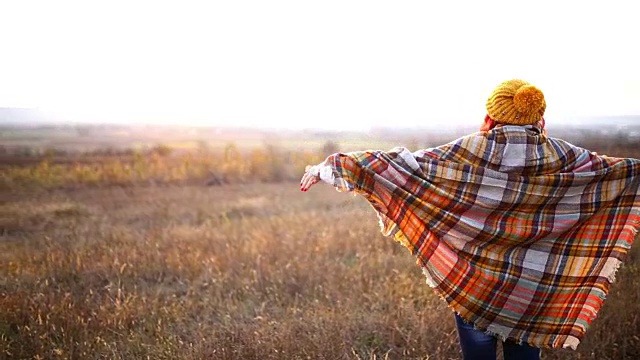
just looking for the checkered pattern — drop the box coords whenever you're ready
[323,126,640,349]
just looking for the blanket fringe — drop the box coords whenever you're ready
[416,215,640,350]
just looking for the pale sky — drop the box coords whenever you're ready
[0,0,638,129]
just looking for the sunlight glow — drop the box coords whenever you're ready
[0,0,638,129]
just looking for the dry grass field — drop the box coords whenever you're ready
[2,123,640,359]
[2,182,640,359]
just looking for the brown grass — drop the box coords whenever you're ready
[1,183,640,359]
[0,144,326,191]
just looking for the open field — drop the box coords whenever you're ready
[2,122,640,359]
[2,183,640,359]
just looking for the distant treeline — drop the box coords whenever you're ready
[2,124,639,190]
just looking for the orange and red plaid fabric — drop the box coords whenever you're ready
[322,125,640,349]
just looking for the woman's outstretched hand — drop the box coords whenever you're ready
[300,165,320,192]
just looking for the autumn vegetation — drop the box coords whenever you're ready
[2,124,640,359]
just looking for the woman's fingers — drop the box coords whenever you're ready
[300,171,319,192]
[299,173,308,191]
[300,173,312,191]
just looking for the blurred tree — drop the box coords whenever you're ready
[321,140,339,157]
[151,144,173,157]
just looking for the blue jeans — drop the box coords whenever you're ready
[455,314,540,360]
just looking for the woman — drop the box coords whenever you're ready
[300,79,640,360]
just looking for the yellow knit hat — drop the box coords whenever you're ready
[486,79,546,125]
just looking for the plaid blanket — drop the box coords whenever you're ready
[321,125,640,349]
